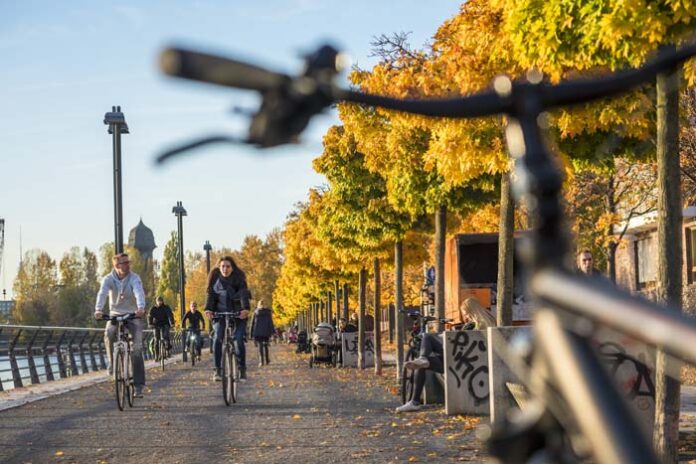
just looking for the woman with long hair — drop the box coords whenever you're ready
[204,256,251,381]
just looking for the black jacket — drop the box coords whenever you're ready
[182,310,206,331]
[204,268,251,313]
[251,308,275,338]
[149,304,174,327]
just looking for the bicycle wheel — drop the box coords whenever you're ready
[126,353,134,408]
[222,347,234,406]
[160,340,166,371]
[182,335,188,362]
[401,350,415,405]
[231,351,238,403]
[114,350,126,411]
[190,337,196,367]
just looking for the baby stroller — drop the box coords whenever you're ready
[309,322,337,368]
[296,330,308,353]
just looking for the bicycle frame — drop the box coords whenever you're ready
[160,43,696,463]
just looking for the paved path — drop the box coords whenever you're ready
[0,344,484,463]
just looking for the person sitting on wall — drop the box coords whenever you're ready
[396,303,477,413]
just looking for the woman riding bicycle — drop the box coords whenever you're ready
[204,256,251,382]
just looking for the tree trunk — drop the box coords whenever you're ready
[374,257,382,375]
[435,204,447,332]
[358,268,367,370]
[607,175,618,283]
[653,53,682,464]
[327,291,333,326]
[342,283,349,322]
[334,280,341,324]
[395,241,404,383]
[388,303,394,343]
[497,172,514,327]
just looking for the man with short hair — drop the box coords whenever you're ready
[95,253,147,398]
[148,296,175,354]
[577,249,602,277]
[182,301,205,358]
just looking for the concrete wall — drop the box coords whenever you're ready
[443,330,489,415]
[487,326,530,424]
[341,332,374,368]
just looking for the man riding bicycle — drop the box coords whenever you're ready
[148,296,174,356]
[182,301,206,357]
[94,252,147,398]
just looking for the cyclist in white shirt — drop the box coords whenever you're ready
[94,252,147,398]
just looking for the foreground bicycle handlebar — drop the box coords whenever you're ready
[159,43,696,151]
[159,40,696,463]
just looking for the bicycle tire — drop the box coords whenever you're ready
[401,350,415,405]
[160,340,166,371]
[223,347,234,406]
[190,336,196,367]
[182,335,188,363]
[115,350,126,411]
[126,353,134,408]
[231,350,238,403]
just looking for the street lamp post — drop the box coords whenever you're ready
[204,240,212,274]
[172,201,187,322]
[103,106,129,254]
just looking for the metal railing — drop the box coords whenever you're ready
[0,324,188,391]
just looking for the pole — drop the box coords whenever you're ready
[104,106,129,254]
[172,201,187,322]
[204,240,212,274]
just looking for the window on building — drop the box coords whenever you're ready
[636,235,657,289]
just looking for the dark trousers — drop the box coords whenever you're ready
[153,325,171,350]
[214,318,247,371]
[256,336,270,365]
[412,333,444,404]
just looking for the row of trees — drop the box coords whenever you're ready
[270,1,696,461]
[10,230,284,329]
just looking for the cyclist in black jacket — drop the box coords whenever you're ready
[204,256,251,381]
[183,301,206,357]
[149,296,175,351]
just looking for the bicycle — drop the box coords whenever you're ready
[158,43,696,462]
[399,309,449,404]
[184,328,201,366]
[213,311,241,406]
[153,326,169,371]
[100,313,137,411]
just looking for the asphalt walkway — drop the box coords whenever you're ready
[0,344,483,463]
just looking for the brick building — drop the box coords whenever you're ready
[614,206,696,311]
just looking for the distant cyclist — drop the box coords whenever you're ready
[94,252,147,398]
[204,256,251,382]
[148,296,175,354]
[182,301,206,357]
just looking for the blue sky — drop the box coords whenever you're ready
[0,0,462,297]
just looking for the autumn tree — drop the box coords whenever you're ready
[12,250,58,326]
[157,231,180,321]
[497,1,696,459]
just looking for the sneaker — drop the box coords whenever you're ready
[404,357,430,370]
[396,400,422,413]
[258,362,264,367]
[134,386,144,398]
[213,370,222,382]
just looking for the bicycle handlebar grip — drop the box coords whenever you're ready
[159,47,290,92]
